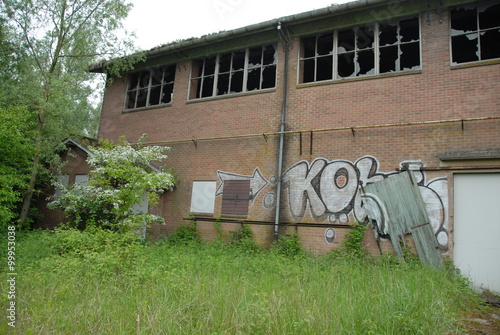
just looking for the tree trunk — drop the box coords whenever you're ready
[18,113,44,225]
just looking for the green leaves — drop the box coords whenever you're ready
[49,136,176,231]
[0,106,36,228]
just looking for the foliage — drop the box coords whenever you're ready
[166,222,201,246]
[341,222,368,258]
[4,229,483,334]
[48,136,176,232]
[272,232,304,257]
[1,0,141,225]
[0,106,36,228]
[229,224,260,254]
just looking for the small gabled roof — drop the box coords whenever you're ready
[62,138,162,173]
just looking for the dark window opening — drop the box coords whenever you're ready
[450,1,500,64]
[126,65,176,110]
[190,44,277,99]
[300,16,420,83]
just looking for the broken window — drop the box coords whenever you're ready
[450,0,500,64]
[126,65,176,110]
[300,16,420,83]
[190,44,277,99]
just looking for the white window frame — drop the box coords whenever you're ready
[188,44,277,100]
[298,16,421,84]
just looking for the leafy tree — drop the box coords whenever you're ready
[1,0,143,225]
[0,106,36,229]
[48,137,176,232]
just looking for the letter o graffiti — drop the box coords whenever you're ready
[320,162,358,213]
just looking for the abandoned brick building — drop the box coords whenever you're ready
[44,0,500,290]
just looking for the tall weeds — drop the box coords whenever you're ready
[0,228,479,334]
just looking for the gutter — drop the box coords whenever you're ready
[89,0,398,73]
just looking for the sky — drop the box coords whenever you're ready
[124,0,353,51]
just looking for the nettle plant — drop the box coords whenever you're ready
[49,136,176,232]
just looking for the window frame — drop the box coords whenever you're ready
[125,64,176,111]
[449,0,500,66]
[188,44,277,100]
[298,15,422,84]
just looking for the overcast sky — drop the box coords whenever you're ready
[124,0,352,50]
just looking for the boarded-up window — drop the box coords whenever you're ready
[221,180,251,216]
[190,181,216,214]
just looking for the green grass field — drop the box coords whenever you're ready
[1,227,482,334]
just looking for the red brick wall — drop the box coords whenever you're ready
[98,9,500,254]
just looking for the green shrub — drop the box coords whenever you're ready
[272,232,304,257]
[341,223,368,258]
[167,222,201,245]
[229,224,260,254]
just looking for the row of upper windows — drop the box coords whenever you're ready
[124,0,500,112]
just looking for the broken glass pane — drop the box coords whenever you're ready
[232,51,245,71]
[379,22,398,46]
[338,29,355,53]
[248,47,262,67]
[149,86,161,105]
[263,45,276,65]
[230,71,243,93]
[262,65,276,89]
[217,73,230,95]
[151,68,162,86]
[478,2,500,30]
[379,45,398,73]
[201,76,214,98]
[128,73,140,90]
[450,6,477,35]
[164,65,176,83]
[317,33,334,55]
[338,52,355,78]
[400,17,419,42]
[357,49,375,75]
[247,68,261,91]
[302,36,316,58]
[161,83,173,104]
[127,91,137,109]
[136,88,147,108]
[316,56,333,81]
[219,53,231,73]
[356,25,375,49]
[400,42,420,70]
[302,59,315,83]
[451,33,479,63]
[480,29,500,60]
[204,57,216,76]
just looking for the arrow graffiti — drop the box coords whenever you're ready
[216,168,268,202]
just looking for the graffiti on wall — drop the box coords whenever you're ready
[216,155,449,250]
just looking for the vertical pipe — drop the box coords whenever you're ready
[274,23,290,240]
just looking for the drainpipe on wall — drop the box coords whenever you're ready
[274,22,290,240]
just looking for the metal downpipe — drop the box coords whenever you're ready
[274,23,290,240]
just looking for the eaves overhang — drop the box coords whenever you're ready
[89,0,476,73]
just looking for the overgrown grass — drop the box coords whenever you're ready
[1,227,480,334]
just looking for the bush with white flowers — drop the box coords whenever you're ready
[49,136,176,232]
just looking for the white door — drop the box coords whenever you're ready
[453,173,500,293]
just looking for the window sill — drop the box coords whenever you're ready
[122,103,172,114]
[450,58,500,70]
[187,88,276,104]
[296,69,422,89]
